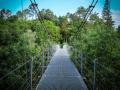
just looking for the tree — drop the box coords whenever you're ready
[16,11,23,20]
[23,9,31,20]
[29,3,38,19]
[16,9,31,20]
[58,16,69,43]
[43,20,60,42]
[117,25,120,32]
[39,9,56,22]
[102,0,113,27]
[0,9,11,19]
[76,7,86,19]
[89,13,99,23]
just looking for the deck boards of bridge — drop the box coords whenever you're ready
[36,45,87,90]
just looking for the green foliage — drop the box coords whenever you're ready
[102,0,113,27]
[0,6,120,90]
[69,10,120,89]
[43,20,60,42]
[0,8,60,89]
[39,9,57,22]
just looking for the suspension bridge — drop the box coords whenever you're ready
[36,45,87,90]
[0,44,88,90]
[0,0,117,90]
[0,1,97,90]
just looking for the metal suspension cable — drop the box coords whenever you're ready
[32,66,41,79]
[32,0,54,46]
[77,0,98,31]
[80,0,98,29]
[0,60,30,81]
[34,0,51,39]
[96,62,114,73]
[32,72,41,87]
[30,0,53,67]
[72,0,97,42]
[72,0,98,45]
[20,78,31,90]
[74,0,99,40]
[77,0,95,30]
[73,0,98,75]
[29,0,44,24]
[32,62,48,76]
[6,72,27,90]
[29,0,51,53]
[95,62,119,80]
[21,0,24,19]
[29,0,45,27]
[29,0,52,64]
[33,0,49,28]
[18,79,29,90]
[80,8,94,28]
[32,64,47,78]
[29,0,49,34]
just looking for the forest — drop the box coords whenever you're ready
[0,1,120,90]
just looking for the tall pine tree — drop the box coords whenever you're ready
[102,0,113,27]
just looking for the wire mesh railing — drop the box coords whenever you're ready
[0,45,56,90]
[0,60,32,90]
[71,50,120,90]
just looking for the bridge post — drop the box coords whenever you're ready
[42,49,44,75]
[50,46,53,60]
[80,53,83,76]
[26,58,32,90]
[48,47,50,62]
[93,59,96,90]
[30,59,32,90]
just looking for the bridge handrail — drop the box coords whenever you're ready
[0,60,30,81]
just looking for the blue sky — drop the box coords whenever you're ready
[0,0,120,26]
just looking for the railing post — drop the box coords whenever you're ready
[27,58,32,90]
[75,48,77,60]
[30,59,32,90]
[50,47,52,60]
[42,49,44,75]
[51,47,52,57]
[48,47,50,62]
[81,53,83,76]
[93,59,96,90]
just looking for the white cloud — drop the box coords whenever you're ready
[97,10,120,27]
[111,10,120,27]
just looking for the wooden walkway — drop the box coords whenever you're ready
[36,45,87,90]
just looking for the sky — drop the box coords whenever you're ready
[0,0,120,27]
